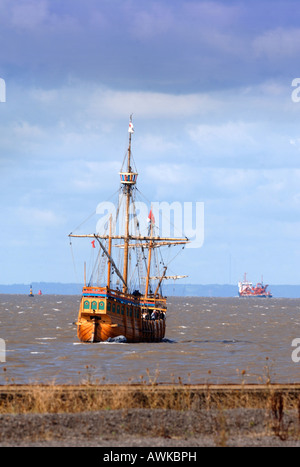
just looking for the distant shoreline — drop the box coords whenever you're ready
[1,283,300,298]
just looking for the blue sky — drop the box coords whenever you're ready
[1,0,300,286]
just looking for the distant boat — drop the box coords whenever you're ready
[28,285,34,297]
[38,290,42,295]
[238,273,272,298]
[69,117,189,343]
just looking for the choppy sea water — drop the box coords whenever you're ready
[1,294,300,385]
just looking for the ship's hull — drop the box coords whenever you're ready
[76,286,166,343]
[238,279,272,298]
[77,317,166,343]
[239,292,272,298]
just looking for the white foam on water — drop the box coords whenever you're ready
[35,337,57,340]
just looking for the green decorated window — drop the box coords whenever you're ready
[107,302,111,311]
[117,305,120,314]
[83,300,90,310]
[112,304,115,313]
[99,301,105,310]
[91,301,97,310]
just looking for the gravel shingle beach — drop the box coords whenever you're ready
[1,384,300,447]
[1,408,300,447]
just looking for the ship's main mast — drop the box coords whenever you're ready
[120,116,138,293]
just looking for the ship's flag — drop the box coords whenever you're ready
[128,121,134,133]
[91,240,96,248]
[147,209,155,225]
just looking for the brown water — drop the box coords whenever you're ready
[0,294,300,385]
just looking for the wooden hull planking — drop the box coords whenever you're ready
[76,287,166,343]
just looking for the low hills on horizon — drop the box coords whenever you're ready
[0,282,300,298]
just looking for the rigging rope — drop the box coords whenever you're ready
[70,189,120,234]
[135,188,187,239]
[69,240,79,283]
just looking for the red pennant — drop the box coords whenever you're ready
[148,209,155,224]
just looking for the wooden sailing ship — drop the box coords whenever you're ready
[69,117,189,343]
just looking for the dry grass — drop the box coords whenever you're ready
[1,380,300,414]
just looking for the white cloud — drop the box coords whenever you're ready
[253,27,300,59]
[130,4,174,40]
[70,160,120,193]
[23,84,219,126]
[30,88,59,104]
[17,207,62,227]
[182,1,241,28]
[187,121,258,158]
[88,89,217,119]
[135,134,178,156]
[11,0,49,29]
[145,163,185,186]
[6,0,80,33]
[13,121,45,139]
